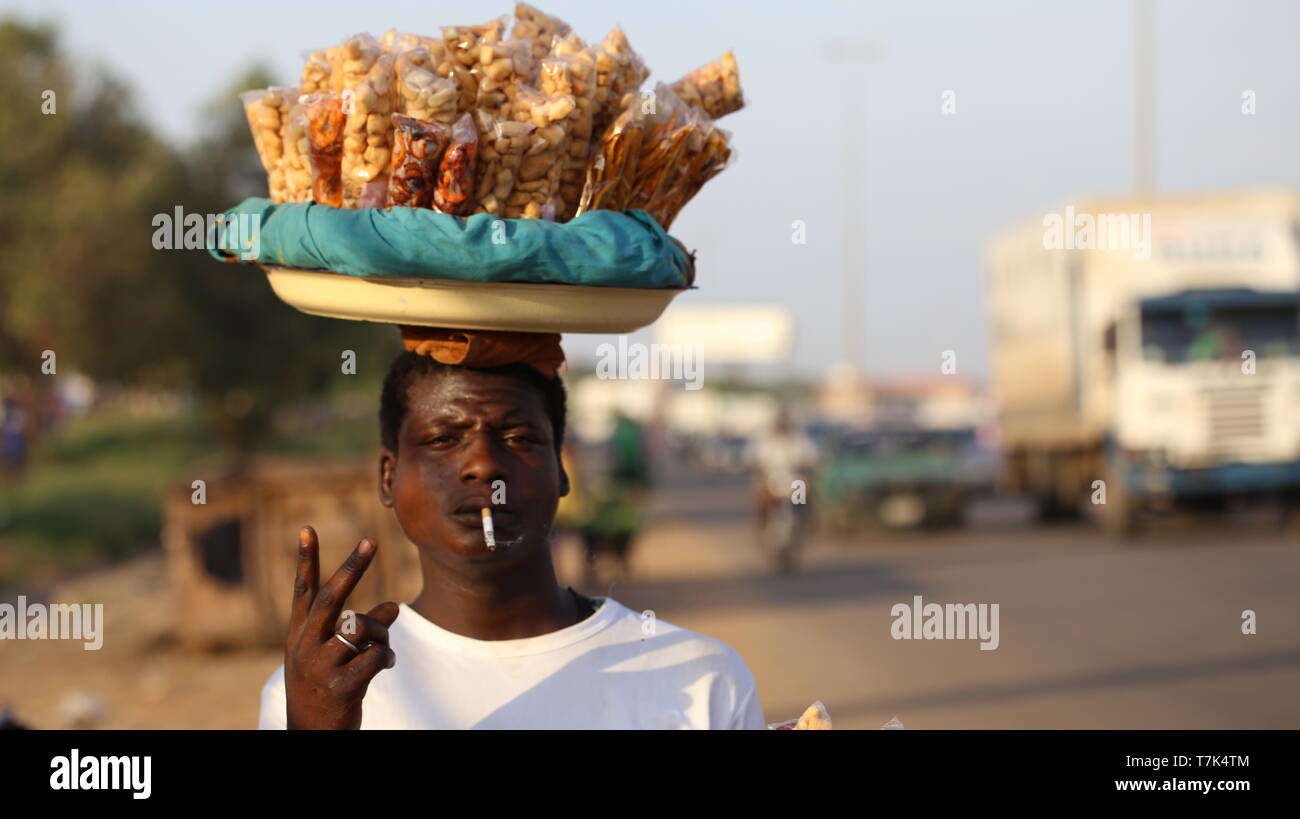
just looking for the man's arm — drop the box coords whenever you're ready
[728,681,766,730]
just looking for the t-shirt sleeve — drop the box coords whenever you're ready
[258,665,288,730]
[725,651,766,730]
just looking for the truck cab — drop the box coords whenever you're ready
[1109,288,1300,519]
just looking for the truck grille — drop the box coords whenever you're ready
[1202,384,1267,460]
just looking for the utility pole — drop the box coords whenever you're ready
[1134,0,1156,193]
[824,38,884,372]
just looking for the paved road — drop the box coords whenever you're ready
[559,458,1300,729]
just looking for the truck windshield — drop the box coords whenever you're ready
[1140,301,1300,363]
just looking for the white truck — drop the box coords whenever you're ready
[985,190,1300,534]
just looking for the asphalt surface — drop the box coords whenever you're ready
[563,457,1300,729]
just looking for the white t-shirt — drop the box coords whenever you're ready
[258,597,765,730]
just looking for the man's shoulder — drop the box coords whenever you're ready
[600,599,756,683]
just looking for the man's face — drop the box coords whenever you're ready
[379,367,567,567]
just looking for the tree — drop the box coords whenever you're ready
[0,17,396,454]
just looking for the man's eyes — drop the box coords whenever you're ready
[421,430,541,446]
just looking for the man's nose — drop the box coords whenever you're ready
[458,431,508,486]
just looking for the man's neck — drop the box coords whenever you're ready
[408,550,580,641]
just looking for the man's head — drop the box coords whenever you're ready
[378,352,569,568]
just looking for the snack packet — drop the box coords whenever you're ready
[301,93,345,207]
[591,27,649,140]
[434,112,478,215]
[576,102,645,215]
[505,86,574,218]
[281,100,314,203]
[341,51,397,208]
[509,2,572,61]
[240,86,297,203]
[646,109,733,230]
[539,53,597,219]
[470,110,534,216]
[380,28,422,54]
[299,50,332,95]
[625,85,695,213]
[476,38,535,119]
[395,49,460,126]
[766,701,833,730]
[670,50,744,119]
[386,114,450,209]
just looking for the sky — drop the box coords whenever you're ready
[6,0,1300,382]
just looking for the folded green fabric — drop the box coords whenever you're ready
[209,198,691,289]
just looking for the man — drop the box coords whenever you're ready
[258,346,764,729]
[748,409,819,529]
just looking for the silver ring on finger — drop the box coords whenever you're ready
[334,633,363,654]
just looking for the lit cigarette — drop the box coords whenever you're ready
[481,507,496,551]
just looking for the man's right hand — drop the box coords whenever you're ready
[284,526,400,730]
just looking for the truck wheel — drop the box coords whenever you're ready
[1035,494,1078,523]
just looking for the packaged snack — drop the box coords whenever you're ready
[299,50,332,95]
[442,16,508,71]
[415,37,478,113]
[576,102,645,215]
[395,49,460,126]
[670,50,744,119]
[379,28,422,54]
[338,32,383,95]
[341,52,397,208]
[386,114,450,209]
[766,701,833,730]
[625,85,695,213]
[240,86,297,203]
[539,53,597,219]
[648,120,732,230]
[434,112,478,215]
[591,27,649,139]
[509,2,572,61]
[301,93,345,207]
[506,86,574,218]
[281,100,314,203]
[471,110,534,216]
[476,38,535,119]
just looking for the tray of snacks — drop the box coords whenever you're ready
[220,4,743,335]
[261,265,686,334]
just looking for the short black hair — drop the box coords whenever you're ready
[379,351,566,454]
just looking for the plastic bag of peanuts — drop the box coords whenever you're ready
[470,109,534,217]
[299,50,332,95]
[395,49,460,127]
[341,50,397,208]
[281,101,314,203]
[670,51,744,120]
[591,27,650,140]
[385,114,450,209]
[380,28,422,54]
[539,53,596,220]
[434,112,478,215]
[240,86,297,204]
[509,2,571,61]
[476,38,535,119]
[506,86,574,219]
